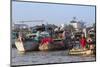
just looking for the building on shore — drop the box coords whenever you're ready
[12,23,29,31]
[70,20,85,31]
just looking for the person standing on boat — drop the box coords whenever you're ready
[35,30,41,42]
[16,32,19,38]
[87,34,94,50]
[18,32,25,42]
[62,30,67,40]
[62,29,70,49]
[71,32,76,47]
[48,27,53,38]
[80,34,86,50]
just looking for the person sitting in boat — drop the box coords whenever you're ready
[80,34,87,50]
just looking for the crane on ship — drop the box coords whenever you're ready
[18,20,44,24]
[18,20,48,31]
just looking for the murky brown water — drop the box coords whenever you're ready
[11,48,95,66]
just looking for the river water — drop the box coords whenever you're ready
[11,48,95,66]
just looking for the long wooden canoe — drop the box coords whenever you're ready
[68,48,94,56]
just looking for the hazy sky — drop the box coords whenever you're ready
[12,1,95,26]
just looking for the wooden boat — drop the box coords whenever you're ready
[15,39,39,52]
[39,40,65,51]
[68,48,94,56]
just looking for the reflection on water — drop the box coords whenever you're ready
[11,48,95,66]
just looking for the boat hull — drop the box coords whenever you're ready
[68,48,95,56]
[15,40,39,52]
[39,41,65,51]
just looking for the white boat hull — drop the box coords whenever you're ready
[15,41,25,52]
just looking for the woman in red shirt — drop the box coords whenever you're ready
[80,34,86,49]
